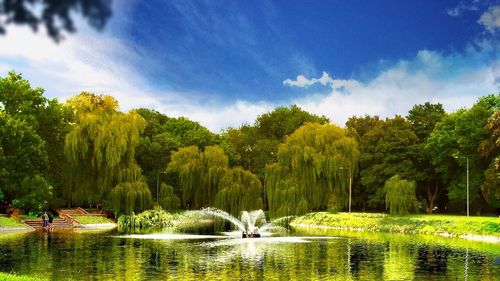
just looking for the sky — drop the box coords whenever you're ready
[0,0,499,131]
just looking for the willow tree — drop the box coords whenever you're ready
[64,93,146,204]
[265,123,360,217]
[108,181,153,215]
[384,175,419,215]
[167,145,228,209]
[158,183,181,211]
[214,167,263,216]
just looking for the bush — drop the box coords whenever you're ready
[118,208,176,229]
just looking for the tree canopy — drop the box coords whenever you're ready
[64,92,146,205]
[265,123,360,217]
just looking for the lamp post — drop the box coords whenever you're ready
[454,156,469,217]
[156,170,167,202]
[340,166,352,213]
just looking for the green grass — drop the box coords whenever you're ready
[291,212,500,237]
[0,272,47,281]
[72,215,113,224]
[0,216,25,227]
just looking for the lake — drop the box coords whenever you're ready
[0,228,499,280]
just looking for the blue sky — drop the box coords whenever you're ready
[0,0,499,131]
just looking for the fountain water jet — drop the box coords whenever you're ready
[199,207,289,238]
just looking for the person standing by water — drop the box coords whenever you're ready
[48,212,54,230]
[42,212,48,228]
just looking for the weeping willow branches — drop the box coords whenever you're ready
[64,93,146,204]
[108,181,153,215]
[265,123,360,217]
[167,145,263,215]
[384,175,419,215]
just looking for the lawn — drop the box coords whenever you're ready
[291,212,500,237]
[0,272,47,281]
[0,216,25,227]
[73,215,113,224]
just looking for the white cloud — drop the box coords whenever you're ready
[286,48,499,127]
[446,0,480,17]
[478,5,500,33]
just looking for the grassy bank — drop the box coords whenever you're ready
[73,215,114,224]
[291,212,500,239]
[0,272,47,281]
[0,216,25,227]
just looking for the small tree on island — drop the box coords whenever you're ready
[384,175,419,215]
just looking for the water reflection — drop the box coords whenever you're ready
[0,229,498,280]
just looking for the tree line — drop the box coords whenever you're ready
[0,72,498,217]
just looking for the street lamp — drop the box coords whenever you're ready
[454,156,469,217]
[156,170,167,202]
[340,166,352,213]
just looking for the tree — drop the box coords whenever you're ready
[384,175,419,215]
[12,175,53,213]
[0,0,112,41]
[479,109,500,206]
[214,167,263,216]
[426,94,499,212]
[255,105,329,141]
[407,103,446,213]
[167,145,228,209]
[345,115,383,210]
[158,183,181,211]
[0,112,52,211]
[167,145,263,215]
[0,72,70,206]
[64,92,146,205]
[108,181,153,215]
[358,116,418,210]
[265,123,360,217]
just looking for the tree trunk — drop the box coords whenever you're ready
[425,183,440,214]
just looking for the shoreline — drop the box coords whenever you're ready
[290,222,500,243]
[291,212,500,244]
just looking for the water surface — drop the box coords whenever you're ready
[0,229,498,280]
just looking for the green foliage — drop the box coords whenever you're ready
[358,116,418,209]
[406,103,446,213]
[134,108,219,197]
[64,93,146,204]
[107,181,153,215]
[266,123,360,217]
[167,145,228,209]
[0,72,70,207]
[479,110,500,205]
[168,145,264,215]
[11,175,53,213]
[426,94,499,209]
[384,175,419,215]
[214,167,263,216]
[256,105,329,141]
[158,183,181,211]
[0,112,51,211]
[117,208,177,229]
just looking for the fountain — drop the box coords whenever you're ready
[199,207,290,238]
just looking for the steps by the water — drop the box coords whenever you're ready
[23,218,78,229]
